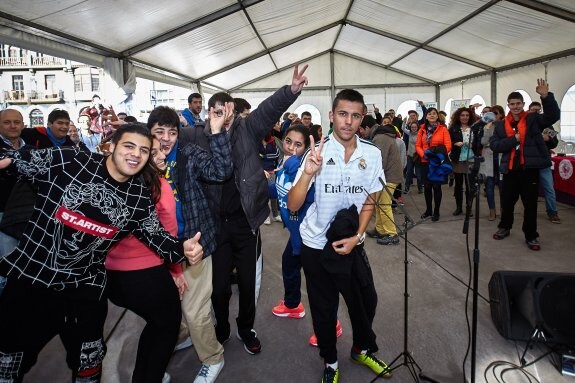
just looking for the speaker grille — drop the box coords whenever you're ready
[538,277,575,342]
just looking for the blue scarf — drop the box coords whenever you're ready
[164,141,185,238]
[425,122,438,144]
[46,127,66,147]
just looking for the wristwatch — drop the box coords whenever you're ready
[356,232,365,245]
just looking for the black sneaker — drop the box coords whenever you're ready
[322,366,339,383]
[237,329,261,355]
[216,326,230,345]
[526,238,541,251]
[366,229,385,239]
[493,228,510,240]
[377,235,399,245]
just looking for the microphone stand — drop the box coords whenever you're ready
[371,180,438,383]
[463,125,485,383]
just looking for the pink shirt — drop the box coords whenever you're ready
[106,178,182,275]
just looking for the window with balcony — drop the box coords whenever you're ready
[12,75,24,99]
[45,74,56,95]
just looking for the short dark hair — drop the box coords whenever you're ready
[407,110,418,116]
[48,109,70,124]
[208,92,234,109]
[332,89,365,111]
[92,94,100,100]
[283,124,311,149]
[233,98,251,115]
[117,112,127,117]
[147,106,180,131]
[188,93,202,104]
[111,123,160,201]
[361,115,376,128]
[528,101,542,109]
[301,111,312,118]
[283,112,291,120]
[507,91,524,102]
[112,123,151,145]
[124,116,138,123]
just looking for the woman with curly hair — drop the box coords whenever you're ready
[448,107,478,216]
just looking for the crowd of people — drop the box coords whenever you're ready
[0,64,562,383]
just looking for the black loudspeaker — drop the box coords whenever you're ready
[488,271,575,344]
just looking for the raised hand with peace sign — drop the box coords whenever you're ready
[303,135,324,176]
[290,64,309,94]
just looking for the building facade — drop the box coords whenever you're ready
[0,44,107,127]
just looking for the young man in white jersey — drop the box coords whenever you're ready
[288,89,391,383]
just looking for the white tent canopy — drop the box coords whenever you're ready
[2,0,575,129]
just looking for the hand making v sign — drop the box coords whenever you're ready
[290,64,309,94]
[303,135,324,176]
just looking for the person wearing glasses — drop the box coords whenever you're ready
[490,79,560,251]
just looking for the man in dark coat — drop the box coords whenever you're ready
[490,79,560,251]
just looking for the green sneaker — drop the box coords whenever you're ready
[321,366,339,383]
[351,350,392,378]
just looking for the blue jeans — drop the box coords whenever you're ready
[0,212,20,294]
[281,241,302,308]
[405,156,421,191]
[485,176,496,209]
[539,167,557,215]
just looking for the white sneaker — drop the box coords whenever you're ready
[162,372,171,383]
[174,336,193,351]
[263,217,271,225]
[193,360,225,383]
[273,215,282,222]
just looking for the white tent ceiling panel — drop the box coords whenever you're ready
[238,54,332,90]
[1,0,575,102]
[270,28,338,68]
[1,0,80,20]
[334,54,424,86]
[1,0,237,52]
[132,12,263,79]
[393,49,484,83]
[334,25,414,65]
[429,2,575,68]
[247,0,348,47]
[347,0,490,43]
[203,55,275,90]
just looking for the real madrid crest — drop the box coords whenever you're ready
[358,158,367,170]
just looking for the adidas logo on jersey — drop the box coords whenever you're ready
[326,158,336,165]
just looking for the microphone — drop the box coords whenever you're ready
[470,112,496,132]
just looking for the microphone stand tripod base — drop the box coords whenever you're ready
[370,216,439,383]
